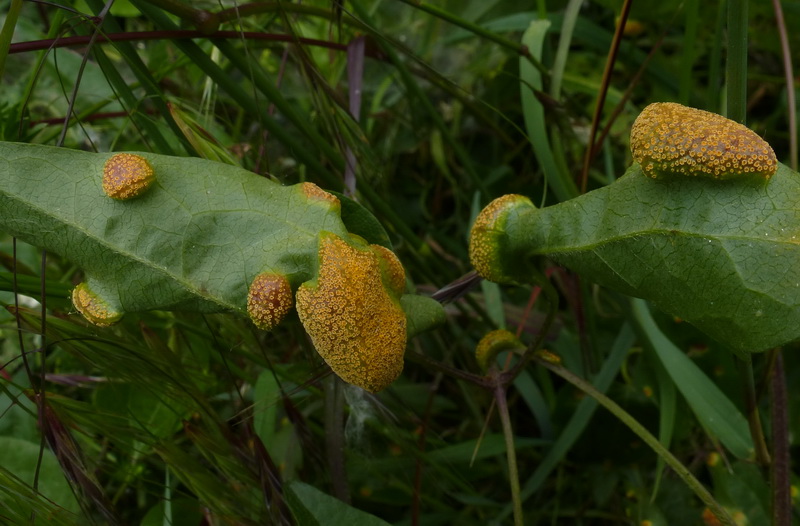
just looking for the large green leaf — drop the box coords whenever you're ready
[480,163,800,353]
[0,142,441,330]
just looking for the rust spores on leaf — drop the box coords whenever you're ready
[475,329,524,372]
[630,102,777,180]
[296,232,406,393]
[72,282,123,327]
[247,273,292,331]
[300,182,340,209]
[102,153,155,200]
[469,194,534,284]
[370,244,406,296]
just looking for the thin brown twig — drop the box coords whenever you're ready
[771,0,797,170]
[9,30,350,55]
[579,0,633,194]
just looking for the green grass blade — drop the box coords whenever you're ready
[520,19,578,203]
[502,322,635,519]
[631,299,753,459]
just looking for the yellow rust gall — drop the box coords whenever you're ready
[72,282,123,327]
[247,273,292,331]
[630,102,777,180]
[469,194,533,283]
[296,232,407,393]
[102,153,155,200]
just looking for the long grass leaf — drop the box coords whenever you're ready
[631,299,753,459]
[502,322,635,519]
[520,19,578,203]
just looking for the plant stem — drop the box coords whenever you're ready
[579,0,632,193]
[0,0,23,79]
[770,351,790,526]
[738,355,771,465]
[494,382,523,526]
[324,377,350,503]
[726,0,748,123]
[534,354,737,526]
[771,0,797,170]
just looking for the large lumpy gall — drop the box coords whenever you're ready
[630,102,777,180]
[72,282,123,327]
[247,273,292,331]
[102,153,155,200]
[296,232,407,393]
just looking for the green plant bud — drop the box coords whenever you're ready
[102,153,155,200]
[296,232,406,393]
[247,273,293,331]
[72,282,123,326]
[630,102,777,180]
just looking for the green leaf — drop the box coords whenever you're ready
[253,370,280,447]
[139,498,204,526]
[633,299,753,459]
[0,437,81,519]
[285,480,391,526]
[520,19,578,203]
[0,142,437,331]
[401,294,446,338]
[329,190,392,249]
[482,162,800,353]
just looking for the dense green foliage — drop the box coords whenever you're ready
[1,1,799,525]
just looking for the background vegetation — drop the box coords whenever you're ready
[1,0,799,524]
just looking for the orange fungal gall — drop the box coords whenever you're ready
[247,273,292,331]
[630,102,777,180]
[72,282,123,326]
[102,153,155,200]
[296,232,407,393]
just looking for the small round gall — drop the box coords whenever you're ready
[102,153,155,200]
[247,273,293,331]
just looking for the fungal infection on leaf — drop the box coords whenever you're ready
[630,102,777,180]
[296,232,407,393]
[370,244,406,296]
[300,182,340,209]
[102,153,155,200]
[72,282,123,327]
[469,194,536,284]
[475,329,524,372]
[247,273,293,331]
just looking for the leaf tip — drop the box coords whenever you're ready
[475,329,523,371]
[300,182,340,210]
[469,194,535,284]
[72,282,123,327]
